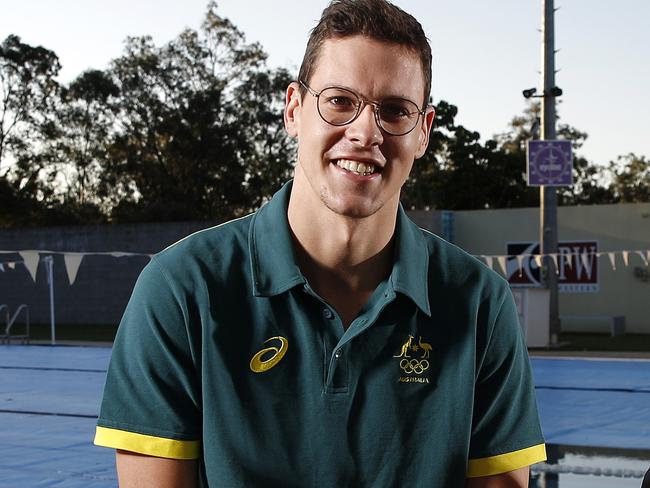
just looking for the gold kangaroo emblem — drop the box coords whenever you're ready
[250,336,288,373]
[394,334,414,358]
[418,336,432,359]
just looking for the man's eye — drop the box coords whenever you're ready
[381,103,411,119]
[327,96,355,107]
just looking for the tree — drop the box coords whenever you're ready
[0,35,64,226]
[401,100,454,210]
[402,100,539,210]
[102,2,295,223]
[401,99,622,210]
[231,67,296,208]
[494,102,613,207]
[608,153,649,203]
[0,35,60,167]
[56,70,119,209]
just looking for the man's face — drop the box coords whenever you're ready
[285,35,434,219]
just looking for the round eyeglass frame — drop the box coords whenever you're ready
[299,80,428,136]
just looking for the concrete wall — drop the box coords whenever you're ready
[452,203,650,334]
[0,221,217,326]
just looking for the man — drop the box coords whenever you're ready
[94,1,546,486]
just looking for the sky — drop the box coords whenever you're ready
[2,0,649,167]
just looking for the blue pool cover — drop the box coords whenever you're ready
[0,345,649,487]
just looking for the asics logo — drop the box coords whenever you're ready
[250,336,288,373]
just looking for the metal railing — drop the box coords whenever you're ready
[0,304,30,344]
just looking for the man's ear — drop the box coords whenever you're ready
[414,106,435,159]
[284,82,302,138]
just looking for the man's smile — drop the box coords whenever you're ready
[333,158,381,177]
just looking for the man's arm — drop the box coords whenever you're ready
[116,450,198,488]
[466,466,530,488]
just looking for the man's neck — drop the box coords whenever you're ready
[287,175,398,326]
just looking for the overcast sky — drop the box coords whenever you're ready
[2,0,649,166]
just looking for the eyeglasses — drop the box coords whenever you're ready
[299,80,427,136]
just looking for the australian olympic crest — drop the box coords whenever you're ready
[526,140,573,186]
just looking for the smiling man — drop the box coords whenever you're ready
[94,1,546,486]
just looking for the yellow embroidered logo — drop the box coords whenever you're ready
[250,336,289,373]
[394,334,433,383]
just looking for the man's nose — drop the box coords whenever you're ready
[345,103,384,147]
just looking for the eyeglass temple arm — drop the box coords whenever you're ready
[298,80,319,97]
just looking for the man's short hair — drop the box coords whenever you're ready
[298,0,432,107]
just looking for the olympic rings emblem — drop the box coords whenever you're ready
[399,358,429,375]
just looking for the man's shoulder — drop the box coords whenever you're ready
[153,212,255,274]
[416,226,509,293]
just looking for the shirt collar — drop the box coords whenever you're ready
[390,204,432,316]
[249,180,305,297]
[249,180,432,316]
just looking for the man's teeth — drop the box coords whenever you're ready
[336,159,376,176]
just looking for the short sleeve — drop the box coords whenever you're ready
[93,258,201,459]
[467,286,546,477]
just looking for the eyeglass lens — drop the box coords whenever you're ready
[316,87,420,135]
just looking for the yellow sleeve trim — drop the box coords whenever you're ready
[94,426,200,460]
[467,443,547,478]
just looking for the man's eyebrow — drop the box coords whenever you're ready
[319,82,416,102]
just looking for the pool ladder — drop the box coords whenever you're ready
[0,304,30,344]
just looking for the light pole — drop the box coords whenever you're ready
[522,0,563,346]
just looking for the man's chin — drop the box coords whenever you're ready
[321,196,384,220]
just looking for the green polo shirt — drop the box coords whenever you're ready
[95,180,545,487]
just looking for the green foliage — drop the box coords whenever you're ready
[0,4,295,227]
[402,99,647,210]
[402,101,539,210]
[608,153,650,203]
[96,1,294,222]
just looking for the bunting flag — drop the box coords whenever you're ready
[563,253,573,269]
[19,251,40,282]
[637,251,649,267]
[0,250,151,284]
[516,255,525,277]
[1,248,648,286]
[496,256,507,276]
[608,252,616,271]
[63,254,84,286]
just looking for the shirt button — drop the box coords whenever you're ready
[322,308,334,319]
[335,350,342,359]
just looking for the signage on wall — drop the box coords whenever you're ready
[506,241,599,293]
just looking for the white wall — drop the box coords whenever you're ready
[451,203,650,334]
